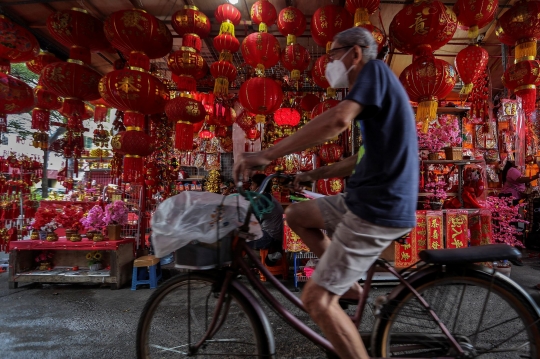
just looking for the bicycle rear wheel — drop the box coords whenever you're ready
[372,267,540,358]
[136,272,271,358]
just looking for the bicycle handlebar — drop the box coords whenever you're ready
[236,172,294,198]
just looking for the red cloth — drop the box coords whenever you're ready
[8,238,135,251]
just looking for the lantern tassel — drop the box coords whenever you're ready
[175,121,195,151]
[354,8,370,26]
[256,64,265,77]
[515,38,537,62]
[326,42,332,54]
[172,75,197,92]
[214,77,229,97]
[291,69,301,81]
[94,105,108,123]
[417,99,438,133]
[123,155,143,183]
[516,86,537,115]
[219,51,233,62]
[460,83,474,96]
[182,34,202,52]
[219,20,235,36]
[287,34,296,46]
[327,87,336,98]
[255,114,266,123]
[467,26,479,40]
[259,22,268,33]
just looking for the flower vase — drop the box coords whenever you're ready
[30,231,40,240]
[107,224,121,241]
[46,232,58,242]
[89,263,102,271]
[93,232,104,242]
[430,202,443,210]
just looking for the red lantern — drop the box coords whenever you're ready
[32,86,61,132]
[239,77,284,123]
[311,5,353,52]
[165,96,206,151]
[199,128,215,140]
[90,98,111,123]
[400,56,457,131]
[215,4,242,36]
[499,0,540,61]
[316,177,344,195]
[245,127,260,141]
[455,45,489,95]
[300,94,321,112]
[274,108,301,127]
[281,44,311,81]
[47,8,109,64]
[502,60,540,115]
[241,32,281,73]
[251,0,277,33]
[358,24,386,54]
[210,61,237,98]
[453,0,497,39]
[104,9,172,70]
[26,52,60,75]
[312,55,336,96]
[111,131,155,183]
[168,47,207,92]
[495,25,515,46]
[171,5,211,52]
[0,73,35,128]
[389,1,458,56]
[236,111,257,133]
[0,16,39,73]
[311,99,341,119]
[346,0,380,26]
[213,34,240,60]
[319,143,343,164]
[215,126,228,138]
[278,7,306,45]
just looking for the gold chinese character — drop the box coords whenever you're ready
[431,242,440,249]
[401,252,411,261]
[410,12,429,35]
[452,239,464,248]
[115,76,139,94]
[402,243,411,250]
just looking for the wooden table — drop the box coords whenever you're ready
[8,238,135,290]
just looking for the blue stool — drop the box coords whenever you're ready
[131,255,162,290]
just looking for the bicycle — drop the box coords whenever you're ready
[137,173,540,358]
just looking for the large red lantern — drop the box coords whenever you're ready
[215,4,242,36]
[213,34,240,61]
[502,60,540,115]
[390,0,458,56]
[312,55,334,96]
[0,73,35,130]
[358,24,386,54]
[239,77,284,123]
[311,99,341,119]
[499,0,540,61]
[26,51,60,75]
[278,7,306,45]
[274,108,301,127]
[453,0,497,39]
[32,86,61,132]
[300,94,321,112]
[495,25,515,46]
[317,177,344,195]
[346,0,380,26]
[311,5,353,52]
[111,131,154,182]
[165,96,206,151]
[168,47,207,92]
[455,45,489,95]
[400,56,457,131]
[281,44,311,81]
[171,5,211,52]
[241,32,281,73]
[210,60,237,98]
[0,16,39,73]
[319,143,343,164]
[251,0,277,33]
[104,9,172,70]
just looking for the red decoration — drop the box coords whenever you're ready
[454,45,489,95]
[213,34,240,58]
[199,128,215,140]
[111,131,154,182]
[165,96,206,151]
[311,99,341,119]
[502,60,540,115]
[210,61,237,98]
[400,56,457,131]
[495,25,515,46]
[312,55,334,96]
[0,73,35,125]
[26,52,60,75]
[319,143,343,164]
[168,47,207,92]
[32,86,61,132]
[281,43,311,81]
[90,98,111,123]
[236,111,257,133]
[316,177,344,195]
[59,102,94,121]
[278,7,306,45]
[171,5,211,52]
[311,5,353,52]
[239,77,284,123]
[300,94,321,112]
[498,0,540,60]
[389,1,458,56]
[0,16,39,73]
[358,24,386,53]
[274,108,301,127]
[245,127,260,141]
[346,0,380,26]
[251,0,278,33]
[215,4,242,36]
[453,0,497,39]
[241,32,281,73]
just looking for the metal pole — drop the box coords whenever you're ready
[501,44,508,98]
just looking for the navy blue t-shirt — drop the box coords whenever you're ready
[344,59,418,228]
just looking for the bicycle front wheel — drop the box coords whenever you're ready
[136,272,271,358]
[373,267,540,358]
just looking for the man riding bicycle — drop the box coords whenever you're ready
[233,27,418,359]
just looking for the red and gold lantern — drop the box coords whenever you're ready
[390,0,458,57]
[215,4,242,36]
[502,60,540,115]
[453,0,497,39]
[165,96,206,151]
[171,5,211,52]
[311,99,341,119]
[300,94,321,112]
[281,43,311,81]
[0,73,35,131]
[245,127,260,141]
[495,25,515,46]
[498,0,540,61]
[32,86,61,132]
[241,32,281,74]
[400,56,457,131]
[454,45,489,95]
[213,34,240,62]
[111,131,154,182]
[210,60,237,98]
[317,177,344,195]
[311,5,353,52]
[278,6,306,45]
[346,0,380,26]
[251,0,277,33]
[239,77,284,123]
[168,47,207,92]
[319,143,343,164]
[26,51,60,75]
[236,111,257,133]
[312,55,336,96]
[274,108,301,127]
[0,16,39,74]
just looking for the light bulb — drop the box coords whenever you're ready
[228,0,239,4]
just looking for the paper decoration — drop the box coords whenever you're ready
[426,210,444,250]
[283,217,309,252]
[445,209,468,248]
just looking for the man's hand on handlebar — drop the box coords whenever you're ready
[293,172,315,191]
[233,151,272,183]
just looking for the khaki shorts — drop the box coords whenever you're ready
[312,194,412,296]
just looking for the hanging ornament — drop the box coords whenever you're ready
[281,43,311,81]
[277,6,306,45]
[345,0,386,53]
[215,4,242,36]
[311,99,341,119]
[317,177,344,195]
[111,131,154,182]
[0,16,40,74]
[311,5,353,53]
[26,51,60,75]
[89,98,111,123]
[171,5,211,52]
[236,111,257,133]
[32,85,61,132]
[300,94,321,112]
[204,169,222,193]
[453,0,498,39]
[239,77,283,123]
[168,47,207,92]
[498,0,540,62]
[454,44,489,96]
[251,0,277,33]
[165,95,206,151]
[0,73,35,130]
[274,108,301,136]
[502,60,540,115]
[93,124,110,148]
[210,60,237,98]
[241,32,281,76]
[313,55,336,97]
[319,143,344,164]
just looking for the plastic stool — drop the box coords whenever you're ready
[259,249,288,282]
[131,255,162,290]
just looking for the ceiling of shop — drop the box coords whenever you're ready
[0,0,520,102]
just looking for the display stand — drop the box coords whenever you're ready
[8,238,135,290]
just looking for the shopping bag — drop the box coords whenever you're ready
[151,192,262,258]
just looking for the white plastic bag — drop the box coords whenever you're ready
[151,192,262,258]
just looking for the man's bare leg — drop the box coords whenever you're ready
[301,279,369,359]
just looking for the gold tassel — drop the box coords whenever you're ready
[219,51,232,62]
[460,83,474,96]
[354,8,370,26]
[255,114,266,123]
[327,87,336,98]
[259,22,268,33]
[287,34,296,46]
[417,99,438,133]
[291,69,300,80]
[256,64,265,77]
[467,25,479,40]
[214,77,229,96]
[219,20,235,36]
[326,42,332,54]
[515,39,537,63]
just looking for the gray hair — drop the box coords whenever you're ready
[333,27,377,64]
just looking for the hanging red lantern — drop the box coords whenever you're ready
[311,99,341,119]
[311,5,353,52]
[213,34,240,61]
[199,128,215,140]
[0,16,39,73]
[241,32,281,74]
[300,94,321,112]
[499,0,540,61]
[104,9,172,70]
[389,0,458,57]
[168,47,207,92]
[281,43,311,81]
[215,4,242,36]
[171,5,211,52]
[319,143,343,164]
[47,8,109,64]
[251,0,277,33]
[32,86,61,132]
[312,55,337,97]
[245,127,260,141]
[215,126,228,138]
[502,60,540,115]
[26,51,60,75]
[111,131,155,182]
[278,7,306,45]
[165,96,206,151]
[495,25,515,46]
[400,56,457,131]
[90,98,111,123]
[346,0,380,26]
[316,177,344,195]
[358,24,386,53]
[239,77,284,123]
[454,45,489,95]
[0,73,35,128]
[210,61,237,98]
[236,111,257,133]
[453,0,498,39]
[274,108,301,127]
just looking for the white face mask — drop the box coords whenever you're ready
[325,47,355,89]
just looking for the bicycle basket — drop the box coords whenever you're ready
[174,232,233,270]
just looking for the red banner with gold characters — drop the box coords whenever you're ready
[427,211,444,250]
[283,216,309,252]
[415,210,427,253]
[395,232,417,267]
[445,210,469,249]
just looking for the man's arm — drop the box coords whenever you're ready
[295,155,358,185]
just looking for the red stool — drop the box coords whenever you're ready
[259,248,288,282]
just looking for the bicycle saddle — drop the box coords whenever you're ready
[419,244,522,265]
